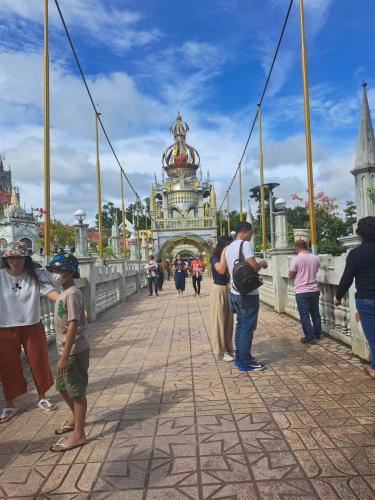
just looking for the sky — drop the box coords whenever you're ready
[0,0,375,223]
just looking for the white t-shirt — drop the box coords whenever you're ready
[145,261,158,277]
[225,239,259,296]
[0,268,54,327]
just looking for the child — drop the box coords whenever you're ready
[46,254,90,452]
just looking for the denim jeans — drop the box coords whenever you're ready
[148,276,159,295]
[356,298,375,369]
[295,291,321,341]
[230,293,259,364]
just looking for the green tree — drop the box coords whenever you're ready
[37,219,75,253]
[343,201,356,234]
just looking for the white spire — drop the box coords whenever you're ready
[355,82,375,170]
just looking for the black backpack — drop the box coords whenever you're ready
[232,241,263,295]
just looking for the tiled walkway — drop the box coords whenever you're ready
[1,280,375,499]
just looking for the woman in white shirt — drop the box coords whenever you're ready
[0,241,59,423]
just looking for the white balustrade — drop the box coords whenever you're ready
[39,258,147,345]
[259,251,367,360]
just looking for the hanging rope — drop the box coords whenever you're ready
[218,0,294,212]
[54,0,154,222]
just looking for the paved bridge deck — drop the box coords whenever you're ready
[1,279,375,499]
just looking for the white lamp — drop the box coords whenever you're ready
[75,209,87,224]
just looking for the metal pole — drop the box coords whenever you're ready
[226,192,231,235]
[299,0,317,254]
[120,170,126,257]
[136,201,140,260]
[95,111,103,259]
[219,210,223,236]
[43,0,51,260]
[269,189,275,249]
[239,163,243,221]
[258,105,267,255]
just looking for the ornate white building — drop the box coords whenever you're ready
[150,113,217,265]
[0,157,38,252]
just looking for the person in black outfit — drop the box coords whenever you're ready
[335,216,375,378]
[157,258,164,291]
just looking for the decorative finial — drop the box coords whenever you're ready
[362,81,368,89]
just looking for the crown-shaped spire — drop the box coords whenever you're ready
[355,82,375,170]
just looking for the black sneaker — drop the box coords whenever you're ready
[315,335,322,341]
[235,359,265,371]
[300,338,315,344]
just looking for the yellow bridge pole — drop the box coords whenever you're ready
[299,0,317,254]
[95,111,103,259]
[43,0,51,260]
[258,105,267,256]
[120,170,127,257]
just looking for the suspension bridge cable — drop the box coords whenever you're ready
[218,0,294,212]
[53,0,154,221]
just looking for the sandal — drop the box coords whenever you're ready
[50,436,86,452]
[55,421,75,435]
[37,398,57,413]
[364,366,375,379]
[0,407,19,424]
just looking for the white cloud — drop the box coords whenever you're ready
[0,0,162,53]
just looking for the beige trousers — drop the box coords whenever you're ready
[210,284,234,355]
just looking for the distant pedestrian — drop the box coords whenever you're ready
[46,254,90,452]
[191,256,203,296]
[210,237,234,361]
[289,240,321,344]
[0,241,59,424]
[223,221,268,371]
[145,255,159,296]
[157,258,164,291]
[334,217,375,379]
[165,259,171,280]
[174,254,187,297]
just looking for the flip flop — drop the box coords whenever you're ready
[50,436,86,452]
[37,398,57,413]
[55,421,75,435]
[364,366,375,379]
[0,407,19,424]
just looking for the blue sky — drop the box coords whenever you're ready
[0,0,374,222]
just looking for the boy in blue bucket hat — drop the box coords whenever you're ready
[46,253,90,452]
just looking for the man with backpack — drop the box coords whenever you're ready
[223,221,268,371]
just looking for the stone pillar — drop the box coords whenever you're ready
[74,223,89,257]
[140,232,147,261]
[130,234,138,260]
[110,223,121,256]
[293,228,310,243]
[275,212,289,249]
[268,248,294,313]
[78,257,97,322]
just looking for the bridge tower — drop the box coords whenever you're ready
[150,113,217,266]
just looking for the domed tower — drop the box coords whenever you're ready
[150,113,217,262]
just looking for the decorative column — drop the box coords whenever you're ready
[352,82,375,221]
[268,202,293,313]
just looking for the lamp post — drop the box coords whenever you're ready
[74,209,88,257]
[263,182,280,249]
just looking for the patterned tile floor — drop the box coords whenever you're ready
[1,279,375,499]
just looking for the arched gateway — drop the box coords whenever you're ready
[157,234,212,268]
[150,113,217,264]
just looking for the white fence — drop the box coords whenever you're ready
[259,250,369,362]
[41,258,147,344]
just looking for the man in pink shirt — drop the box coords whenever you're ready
[289,240,321,344]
